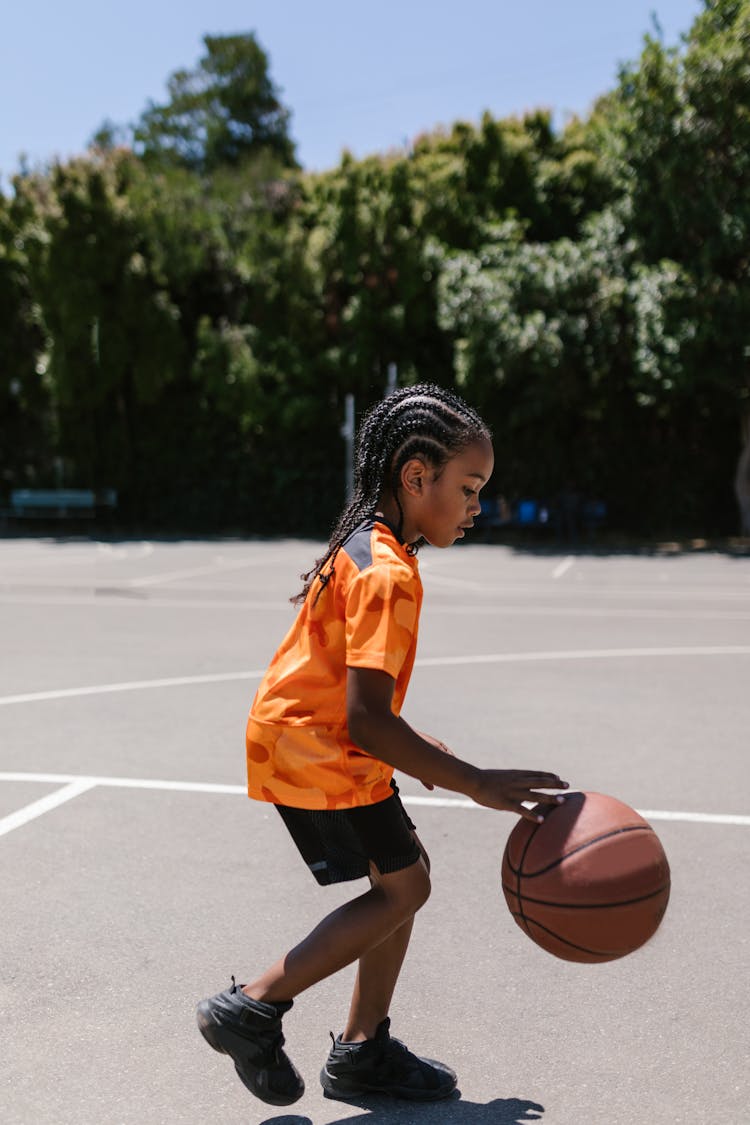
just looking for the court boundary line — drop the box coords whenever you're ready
[0,779,98,838]
[3,592,750,626]
[2,645,750,708]
[0,772,748,838]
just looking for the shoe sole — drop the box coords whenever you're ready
[320,1067,456,1102]
[196,1004,227,1054]
[196,1002,304,1107]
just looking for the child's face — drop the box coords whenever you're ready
[404,435,494,548]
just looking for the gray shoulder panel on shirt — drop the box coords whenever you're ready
[342,521,375,572]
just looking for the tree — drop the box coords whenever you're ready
[18,152,184,515]
[0,187,51,491]
[305,153,453,400]
[133,34,297,173]
[601,0,750,532]
[433,209,710,531]
[408,111,613,250]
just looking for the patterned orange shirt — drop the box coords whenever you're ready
[246,519,423,810]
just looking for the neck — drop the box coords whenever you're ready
[375,497,416,544]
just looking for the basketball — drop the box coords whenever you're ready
[501,791,670,963]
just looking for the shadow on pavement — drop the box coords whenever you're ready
[257,1117,314,1125]
[260,1095,545,1125]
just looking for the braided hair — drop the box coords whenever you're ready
[293,383,490,605]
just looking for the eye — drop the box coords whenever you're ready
[463,486,478,498]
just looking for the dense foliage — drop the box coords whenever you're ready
[1,4,748,537]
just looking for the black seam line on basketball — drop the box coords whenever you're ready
[511,825,654,880]
[502,881,670,910]
[509,913,626,959]
[515,820,543,937]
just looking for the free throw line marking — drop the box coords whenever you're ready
[0,773,748,831]
[2,646,750,708]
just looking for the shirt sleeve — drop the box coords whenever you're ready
[345,562,420,680]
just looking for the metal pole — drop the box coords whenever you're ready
[341,393,355,502]
[386,362,397,396]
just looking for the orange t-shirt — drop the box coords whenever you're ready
[246,519,422,810]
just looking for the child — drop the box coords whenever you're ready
[197,384,568,1105]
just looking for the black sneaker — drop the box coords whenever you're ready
[196,978,304,1106]
[320,1017,457,1101]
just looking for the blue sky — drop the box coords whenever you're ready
[1,0,703,187]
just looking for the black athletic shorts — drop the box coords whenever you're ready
[275,781,420,885]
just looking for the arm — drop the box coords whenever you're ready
[347,666,567,823]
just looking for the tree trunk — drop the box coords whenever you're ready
[735,412,750,536]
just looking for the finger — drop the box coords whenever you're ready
[420,780,435,790]
[517,774,569,789]
[519,798,566,823]
[527,790,568,806]
[509,784,567,803]
[517,803,547,824]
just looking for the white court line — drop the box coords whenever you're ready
[434,582,750,604]
[1,591,749,624]
[0,594,291,612]
[420,572,485,592]
[126,556,288,588]
[3,576,749,602]
[0,670,266,706]
[2,646,750,708]
[96,542,153,559]
[552,556,575,579]
[433,604,750,623]
[0,779,98,838]
[416,645,750,668]
[0,772,748,830]
[0,772,247,795]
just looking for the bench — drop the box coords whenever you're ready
[3,489,117,522]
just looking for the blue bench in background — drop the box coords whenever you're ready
[4,489,117,522]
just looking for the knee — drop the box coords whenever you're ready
[399,862,432,917]
[413,832,431,875]
[374,858,431,918]
[410,862,431,911]
[403,859,431,912]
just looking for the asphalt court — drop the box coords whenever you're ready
[1,536,749,1125]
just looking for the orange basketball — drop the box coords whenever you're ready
[501,791,670,963]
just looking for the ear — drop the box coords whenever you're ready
[400,457,428,498]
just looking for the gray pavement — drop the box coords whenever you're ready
[1,537,749,1125]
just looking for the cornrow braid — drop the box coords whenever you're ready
[292,383,490,605]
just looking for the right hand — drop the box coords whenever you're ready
[469,769,569,822]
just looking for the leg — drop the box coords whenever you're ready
[343,833,431,1041]
[243,854,430,1003]
[342,912,415,1042]
[319,841,455,1106]
[196,863,427,1109]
